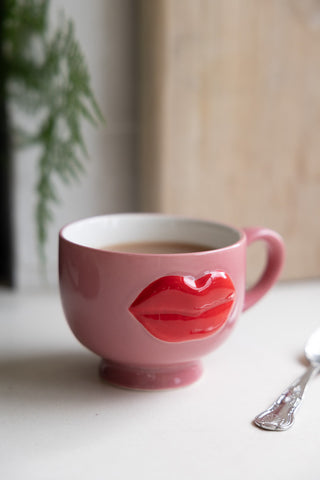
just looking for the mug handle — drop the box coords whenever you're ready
[243,227,285,311]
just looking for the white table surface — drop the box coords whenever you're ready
[1,280,320,480]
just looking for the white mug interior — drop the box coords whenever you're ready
[60,213,242,252]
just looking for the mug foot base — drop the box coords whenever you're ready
[99,359,203,390]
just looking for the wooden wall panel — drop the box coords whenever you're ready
[138,0,320,280]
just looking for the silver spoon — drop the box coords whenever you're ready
[254,327,320,431]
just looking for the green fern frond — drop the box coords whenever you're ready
[3,0,104,261]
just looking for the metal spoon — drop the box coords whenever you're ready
[254,327,320,431]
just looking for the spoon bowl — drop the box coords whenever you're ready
[305,328,320,365]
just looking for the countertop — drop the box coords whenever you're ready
[1,280,320,479]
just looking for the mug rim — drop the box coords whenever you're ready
[59,213,245,256]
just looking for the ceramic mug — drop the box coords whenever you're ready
[59,213,285,390]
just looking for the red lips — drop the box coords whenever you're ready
[129,271,235,342]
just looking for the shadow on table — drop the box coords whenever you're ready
[0,350,152,410]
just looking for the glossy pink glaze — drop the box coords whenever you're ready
[59,214,285,390]
[243,227,285,310]
[99,359,203,390]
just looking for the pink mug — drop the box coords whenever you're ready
[59,213,285,390]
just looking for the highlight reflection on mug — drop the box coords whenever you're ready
[65,250,100,299]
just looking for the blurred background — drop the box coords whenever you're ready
[1,0,138,288]
[1,0,320,289]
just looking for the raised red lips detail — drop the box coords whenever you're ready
[129,271,235,342]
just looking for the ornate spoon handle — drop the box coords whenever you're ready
[254,365,320,431]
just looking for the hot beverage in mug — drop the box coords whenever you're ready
[101,241,217,254]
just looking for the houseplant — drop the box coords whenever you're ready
[0,0,103,277]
